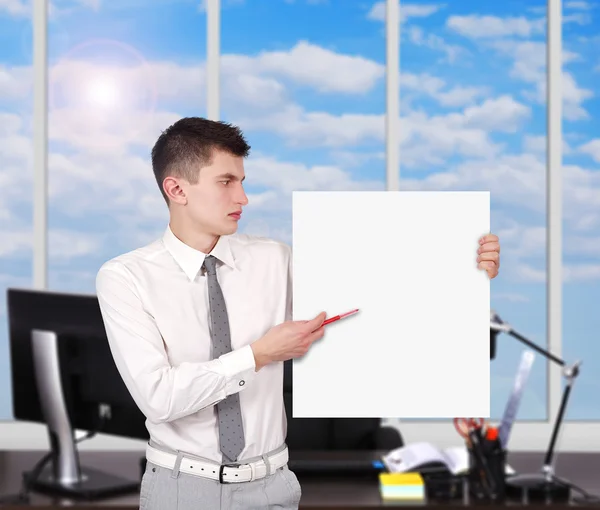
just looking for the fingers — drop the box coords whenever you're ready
[478,241,500,254]
[478,261,498,279]
[477,233,500,274]
[305,311,326,332]
[307,326,325,345]
[477,251,499,267]
[479,233,498,245]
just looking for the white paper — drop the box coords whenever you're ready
[382,442,468,475]
[383,442,515,476]
[291,191,490,418]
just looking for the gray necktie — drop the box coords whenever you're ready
[203,255,245,463]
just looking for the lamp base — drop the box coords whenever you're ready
[506,473,571,503]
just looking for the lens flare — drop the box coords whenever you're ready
[49,38,158,150]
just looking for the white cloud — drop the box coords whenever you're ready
[397,99,529,166]
[578,139,600,162]
[0,231,30,257]
[50,229,105,259]
[447,15,545,39]
[514,263,545,283]
[0,0,105,18]
[70,0,100,9]
[236,105,384,147]
[0,113,32,223]
[0,227,105,260]
[400,153,545,211]
[565,1,592,10]
[403,11,592,122]
[224,41,384,94]
[0,0,28,16]
[490,40,593,121]
[459,95,530,132]
[563,235,600,256]
[0,65,31,100]
[0,112,23,136]
[405,26,465,63]
[367,2,443,23]
[45,42,384,139]
[564,265,600,282]
[563,12,592,25]
[50,58,206,108]
[522,134,571,155]
[236,94,529,162]
[245,155,383,196]
[527,6,546,15]
[563,163,600,226]
[49,107,181,153]
[366,5,464,63]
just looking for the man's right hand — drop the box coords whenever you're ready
[251,312,327,371]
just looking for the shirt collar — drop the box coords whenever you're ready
[162,225,236,281]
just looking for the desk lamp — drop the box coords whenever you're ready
[490,310,581,502]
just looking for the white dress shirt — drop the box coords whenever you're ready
[95,225,292,463]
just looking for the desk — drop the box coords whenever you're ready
[0,450,598,508]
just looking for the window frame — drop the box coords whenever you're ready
[2,0,594,453]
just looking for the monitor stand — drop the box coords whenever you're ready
[29,329,140,500]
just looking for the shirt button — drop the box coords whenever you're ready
[239,380,245,386]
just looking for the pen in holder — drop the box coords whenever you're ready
[467,429,507,502]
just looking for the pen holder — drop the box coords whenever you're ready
[467,445,507,502]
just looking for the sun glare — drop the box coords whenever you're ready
[86,77,119,108]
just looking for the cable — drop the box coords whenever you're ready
[0,416,107,507]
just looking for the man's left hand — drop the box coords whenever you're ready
[477,233,500,279]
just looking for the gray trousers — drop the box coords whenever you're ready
[140,445,302,509]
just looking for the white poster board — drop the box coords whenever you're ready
[292,191,490,419]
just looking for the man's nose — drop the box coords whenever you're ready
[237,186,248,205]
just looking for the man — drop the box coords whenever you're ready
[96,117,501,510]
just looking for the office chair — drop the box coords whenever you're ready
[282,360,404,452]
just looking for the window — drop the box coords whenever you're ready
[394,0,550,424]
[2,0,599,451]
[397,0,600,451]
[561,0,600,420]
[47,2,207,293]
[0,1,32,420]
[220,0,386,244]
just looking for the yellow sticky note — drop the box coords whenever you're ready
[379,472,424,486]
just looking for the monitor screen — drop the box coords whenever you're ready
[7,287,148,441]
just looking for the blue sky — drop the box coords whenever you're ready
[0,0,599,423]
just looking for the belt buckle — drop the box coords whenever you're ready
[219,463,244,484]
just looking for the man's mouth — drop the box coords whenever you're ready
[228,211,242,220]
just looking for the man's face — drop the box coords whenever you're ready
[179,150,248,236]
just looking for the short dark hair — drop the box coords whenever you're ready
[151,117,251,204]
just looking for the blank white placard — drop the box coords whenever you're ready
[291,191,490,419]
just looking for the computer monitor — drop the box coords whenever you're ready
[6,287,149,500]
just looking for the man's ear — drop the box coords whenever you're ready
[164,177,187,205]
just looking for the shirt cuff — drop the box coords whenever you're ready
[219,345,257,394]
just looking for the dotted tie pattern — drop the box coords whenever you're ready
[203,255,245,463]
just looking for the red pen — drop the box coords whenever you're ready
[322,309,359,326]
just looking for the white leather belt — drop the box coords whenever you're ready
[145,444,289,483]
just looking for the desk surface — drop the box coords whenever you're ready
[0,450,598,509]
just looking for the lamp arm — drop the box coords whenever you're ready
[505,329,566,367]
[543,360,582,474]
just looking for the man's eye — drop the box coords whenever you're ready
[221,180,230,185]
